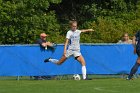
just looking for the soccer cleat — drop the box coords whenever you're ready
[83,78,92,80]
[126,77,133,80]
[34,76,44,80]
[44,57,51,63]
[126,77,130,80]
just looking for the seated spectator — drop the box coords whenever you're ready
[118,33,132,44]
[33,32,56,80]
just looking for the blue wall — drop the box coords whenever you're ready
[0,44,138,76]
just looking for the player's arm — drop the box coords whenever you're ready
[132,36,137,54]
[80,29,94,33]
[63,38,69,56]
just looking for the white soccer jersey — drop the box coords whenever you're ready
[66,30,81,50]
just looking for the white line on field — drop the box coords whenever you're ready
[94,87,119,93]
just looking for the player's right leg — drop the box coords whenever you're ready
[76,55,87,80]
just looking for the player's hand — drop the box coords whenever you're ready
[134,48,137,54]
[88,29,94,31]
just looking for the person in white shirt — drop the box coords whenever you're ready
[44,20,94,80]
[118,33,132,44]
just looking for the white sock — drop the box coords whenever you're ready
[82,66,87,79]
[49,59,59,64]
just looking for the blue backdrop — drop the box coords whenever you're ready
[0,44,138,76]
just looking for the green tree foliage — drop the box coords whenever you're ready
[0,0,61,44]
[79,0,140,43]
[0,0,140,44]
[51,0,140,43]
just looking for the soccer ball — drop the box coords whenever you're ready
[73,74,81,80]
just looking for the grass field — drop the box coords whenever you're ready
[0,78,140,93]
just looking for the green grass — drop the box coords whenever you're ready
[0,78,140,93]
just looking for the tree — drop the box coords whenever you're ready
[0,0,61,44]
[49,0,139,43]
[0,0,140,44]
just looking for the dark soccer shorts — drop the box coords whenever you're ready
[136,50,140,57]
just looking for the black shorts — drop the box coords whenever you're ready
[136,50,140,57]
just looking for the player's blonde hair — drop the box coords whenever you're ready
[69,19,77,26]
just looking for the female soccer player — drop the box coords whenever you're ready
[44,20,94,80]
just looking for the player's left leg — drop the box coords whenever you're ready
[44,49,72,65]
[44,55,67,65]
